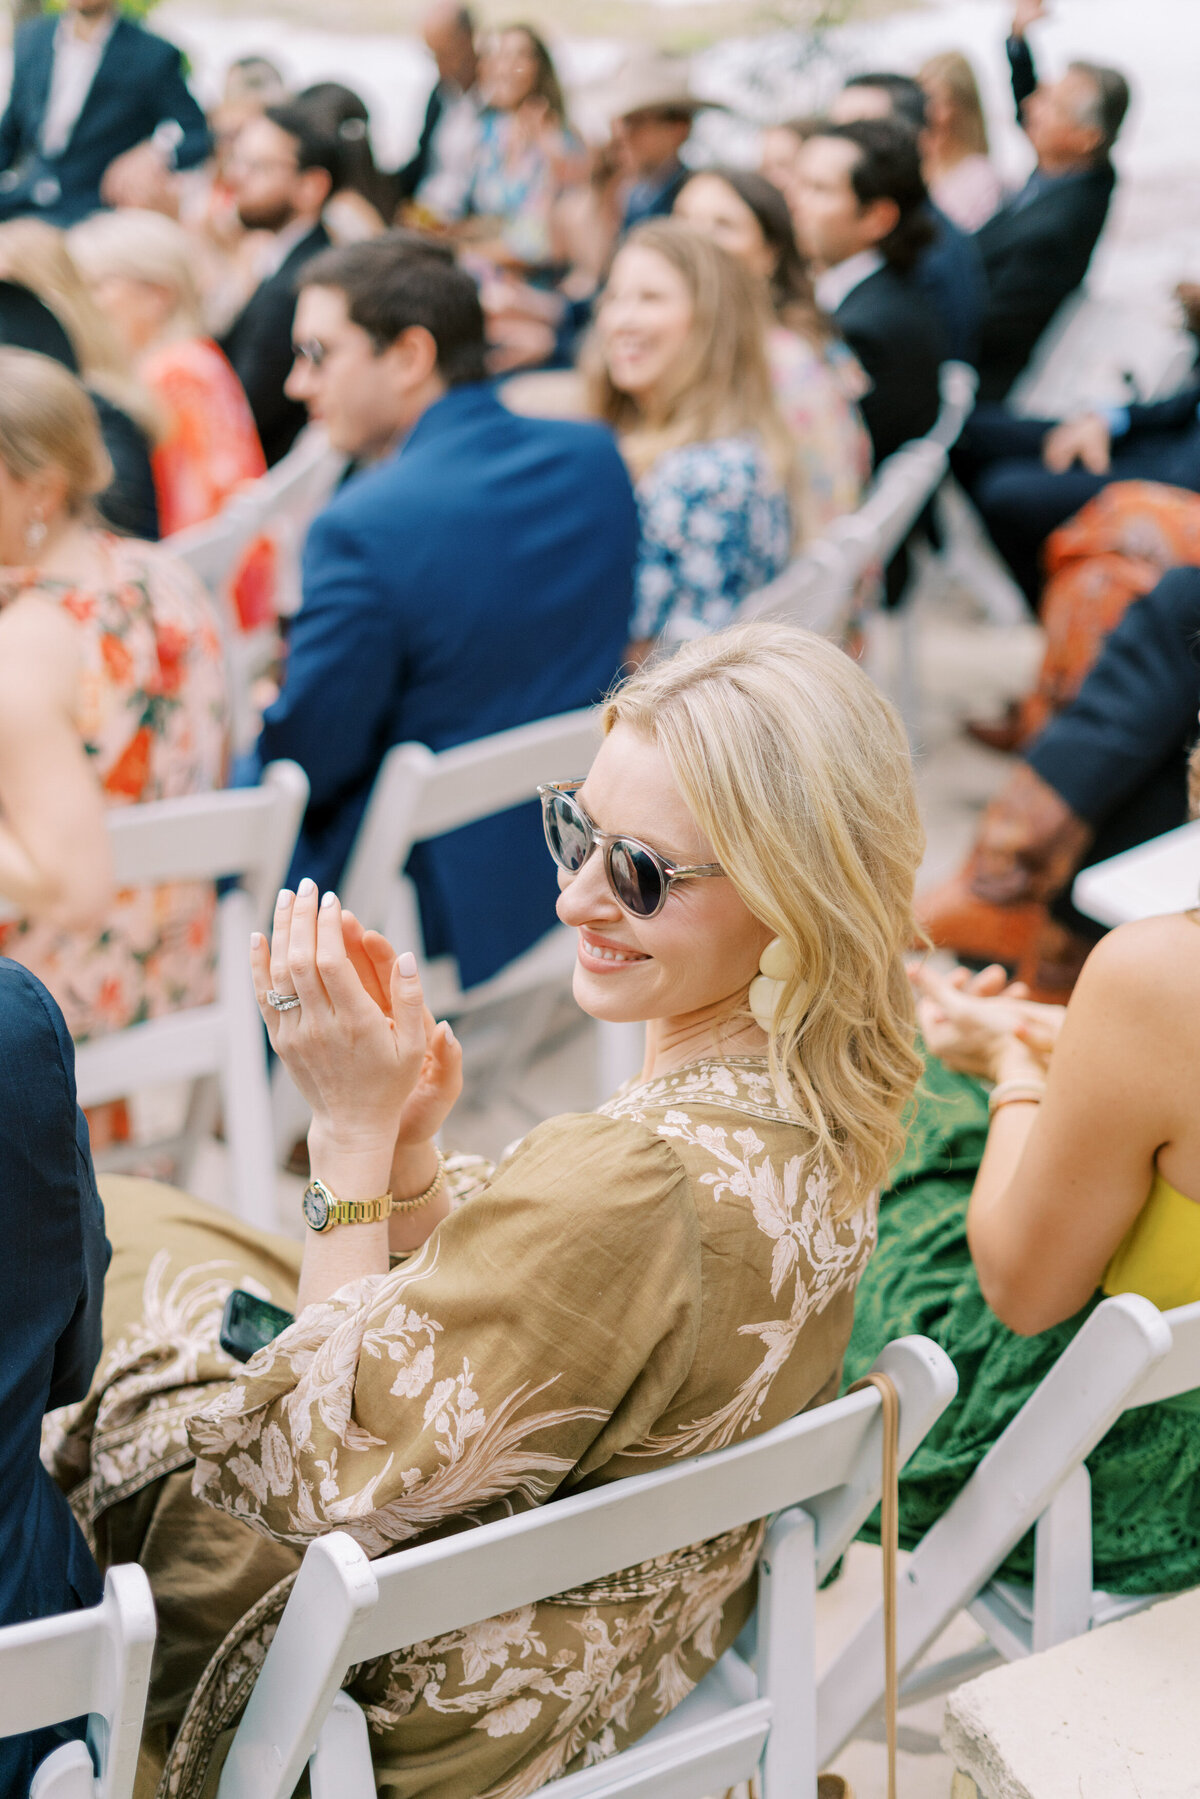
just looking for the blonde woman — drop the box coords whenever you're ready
[0,219,162,538]
[918,51,1003,232]
[69,209,267,540]
[0,349,227,1050]
[590,221,797,650]
[49,623,924,1797]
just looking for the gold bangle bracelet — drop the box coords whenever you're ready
[393,1148,447,1213]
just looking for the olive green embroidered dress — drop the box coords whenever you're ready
[47,1057,875,1799]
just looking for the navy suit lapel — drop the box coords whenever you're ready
[26,21,56,142]
[63,18,135,153]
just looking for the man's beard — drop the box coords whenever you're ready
[237,198,298,234]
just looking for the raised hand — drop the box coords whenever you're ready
[338,910,464,1152]
[251,882,427,1172]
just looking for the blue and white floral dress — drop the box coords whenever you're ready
[630,433,791,642]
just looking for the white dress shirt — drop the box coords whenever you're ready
[814,249,886,315]
[40,13,116,157]
[416,84,483,222]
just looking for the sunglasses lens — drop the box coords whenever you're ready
[544,793,591,873]
[609,840,664,917]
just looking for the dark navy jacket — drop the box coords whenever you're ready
[0,14,210,226]
[0,961,109,1797]
[255,384,638,988]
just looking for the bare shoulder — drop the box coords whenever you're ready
[0,591,80,710]
[1074,912,1200,1020]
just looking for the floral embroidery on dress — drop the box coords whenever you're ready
[629,434,792,641]
[53,1058,874,1799]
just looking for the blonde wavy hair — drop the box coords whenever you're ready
[69,208,206,343]
[0,346,113,516]
[604,622,925,1212]
[918,51,990,158]
[0,219,162,440]
[587,220,801,531]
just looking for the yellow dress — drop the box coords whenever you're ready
[1102,1170,1200,1311]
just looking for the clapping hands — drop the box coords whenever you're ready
[911,960,1066,1082]
[251,882,462,1169]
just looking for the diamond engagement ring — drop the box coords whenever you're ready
[266,990,301,1013]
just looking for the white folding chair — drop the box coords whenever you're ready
[214,1333,957,1799]
[1071,819,1200,928]
[168,428,347,755]
[927,360,979,454]
[270,709,639,1156]
[0,763,310,1225]
[0,1564,155,1799]
[737,534,863,639]
[815,1290,1200,1763]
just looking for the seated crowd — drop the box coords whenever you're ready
[8,0,1200,1792]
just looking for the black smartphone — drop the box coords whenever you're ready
[220,1288,295,1364]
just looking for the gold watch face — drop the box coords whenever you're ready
[302,1182,331,1232]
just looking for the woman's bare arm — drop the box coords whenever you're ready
[0,596,113,926]
[965,919,1194,1332]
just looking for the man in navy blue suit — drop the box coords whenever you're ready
[0,960,110,1796]
[252,235,639,990]
[0,0,210,227]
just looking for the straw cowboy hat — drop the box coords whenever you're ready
[602,51,707,121]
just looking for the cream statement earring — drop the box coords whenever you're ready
[749,937,805,1034]
[25,511,47,554]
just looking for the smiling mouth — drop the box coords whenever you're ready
[580,932,650,966]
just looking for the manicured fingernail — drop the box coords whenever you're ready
[276,889,294,908]
[320,891,336,908]
[250,932,264,949]
[297,877,316,898]
[398,951,417,976]
[445,1023,457,1045]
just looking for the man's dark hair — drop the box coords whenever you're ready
[815,117,933,274]
[263,100,341,187]
[1068,61,1130,157]
[843,72,928,134]
[301,233,488,386]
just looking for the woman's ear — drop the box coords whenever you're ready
[29,464,70,524]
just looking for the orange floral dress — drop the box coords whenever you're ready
[145,336,275,631]
[0,535,229,1042]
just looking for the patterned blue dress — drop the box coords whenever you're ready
[630,434,792,641]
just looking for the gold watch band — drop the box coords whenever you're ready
[302,1178,393,1233]
[328,1193,395,1225]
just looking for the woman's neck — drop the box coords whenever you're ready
[23,516,107,584]
[641,999,768,1081]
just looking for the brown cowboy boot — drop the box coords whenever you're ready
[917,766,1093,977]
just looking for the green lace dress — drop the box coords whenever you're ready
[843,1054,1200,1595]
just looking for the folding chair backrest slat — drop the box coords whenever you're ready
[354,1392,880,1663]
[96,764,307,922]
[0,1565,155,1799]
[1129,1297,1200,1407]
[339,710,600,935]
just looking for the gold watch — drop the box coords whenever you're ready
[302,1178,393,1233]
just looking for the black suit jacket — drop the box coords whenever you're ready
[1028,566,1200,826]
[219,223,331,468]
[835,265,947,465]
[0,14,209,227]
[0,962,109,1796]
[974,34,1115,402]
[395,83,443,200]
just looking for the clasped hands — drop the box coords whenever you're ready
[250,881,463,1198]
[911,960,1066,1085]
